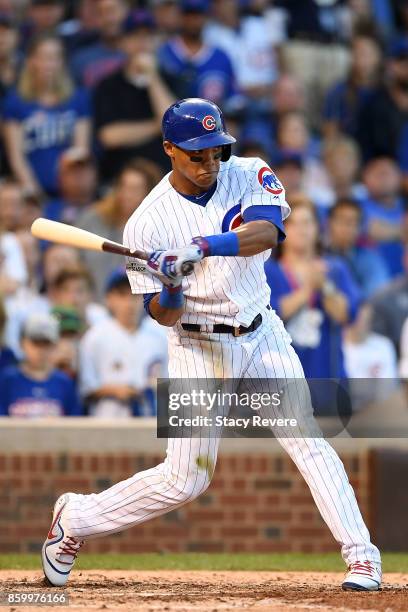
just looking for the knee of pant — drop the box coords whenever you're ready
[173,473,212,505]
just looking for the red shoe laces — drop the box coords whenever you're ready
[56,536,84,565]
[348,561,375,577]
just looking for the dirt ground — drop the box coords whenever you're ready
[1,570,408,612]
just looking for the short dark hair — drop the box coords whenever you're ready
[50,266,93,292]
[328,198,362,221]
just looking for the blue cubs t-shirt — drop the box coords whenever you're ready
[264,255,361,379]
[2,88,90,195]
[0,366,83,417]
[359,196,405,277]
[157,39,236,104]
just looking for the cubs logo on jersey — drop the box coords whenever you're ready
[222,203,243,233]
[257,166,283,195]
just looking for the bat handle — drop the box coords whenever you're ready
[181,261,195,276]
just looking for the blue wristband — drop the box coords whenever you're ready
[159,285,184,309]
[203,232,240,257]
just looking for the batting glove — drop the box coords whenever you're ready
[146,246,203,287]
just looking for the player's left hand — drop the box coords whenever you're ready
[146,246,203,286]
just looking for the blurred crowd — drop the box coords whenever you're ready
[1,0,408,417]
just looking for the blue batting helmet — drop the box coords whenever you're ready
[162,98,236,161]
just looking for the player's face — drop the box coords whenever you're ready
[164,141,222,193]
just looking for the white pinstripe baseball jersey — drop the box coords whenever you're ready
[123,155,290,327]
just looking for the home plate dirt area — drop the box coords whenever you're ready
[1,570,408,612]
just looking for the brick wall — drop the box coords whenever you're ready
[0,451,370,554]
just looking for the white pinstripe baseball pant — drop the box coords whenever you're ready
[66,311,380,565]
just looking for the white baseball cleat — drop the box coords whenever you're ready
[342,560,382,591]
[41,492,84,586]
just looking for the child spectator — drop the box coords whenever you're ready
[0,312,82,417]
[51,305,84,379]
[79,268,168,417]
[43,147,97,224]
[3,33,91,197]
[77,158,162,299]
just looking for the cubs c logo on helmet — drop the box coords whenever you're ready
[258,166,283,195]
[202,115,216,131]
[222,204,243,233]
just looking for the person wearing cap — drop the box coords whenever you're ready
[0,312,82,417]
[157,0,238,106]
[148,0,180,42]
[70,0,128,88]
[51,305,84,379]
[79,268,167,417]
[93,8,173,180]
[42,147,97,225]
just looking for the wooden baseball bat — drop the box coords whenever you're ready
[30,218,194,274]
[31,217,149,260]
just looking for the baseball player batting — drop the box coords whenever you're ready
[42,98,381,591]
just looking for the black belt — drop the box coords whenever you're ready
[181,306,270,337]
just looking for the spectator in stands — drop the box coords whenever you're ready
[59,0,99,57]
[3,244,81,356]
[23,0,65,45]
[264,195,361,380]
[51,305,83,379]
[47,266,107,328]
[324,138,363,201]
[276,111,328,207]
[79,268,167,417]
[326,198,390,298]
[323,32,383,140]
[279,0,350,126]
[205,0,281,117]
[0,295,17,372]
[360,156,405,277]
[0,179,25,233]
[0,216,28,298]
[43,148,97,225]
[157,0,237,106]
[344,302,398,410]
[357,39,408,161]
[3,34,91,197]
[271,151,304,201]
[0,13,19,93]
[20,189,42,230]
[78,158,162,299]
[70,0,128,88]
[272,74,306,119]
[16,229,41,294]
[371,247,408,355]
[149,0,180,41]
[93,10,173,181]
[0,312,82,417]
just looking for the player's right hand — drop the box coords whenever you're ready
[146,247,200,287]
